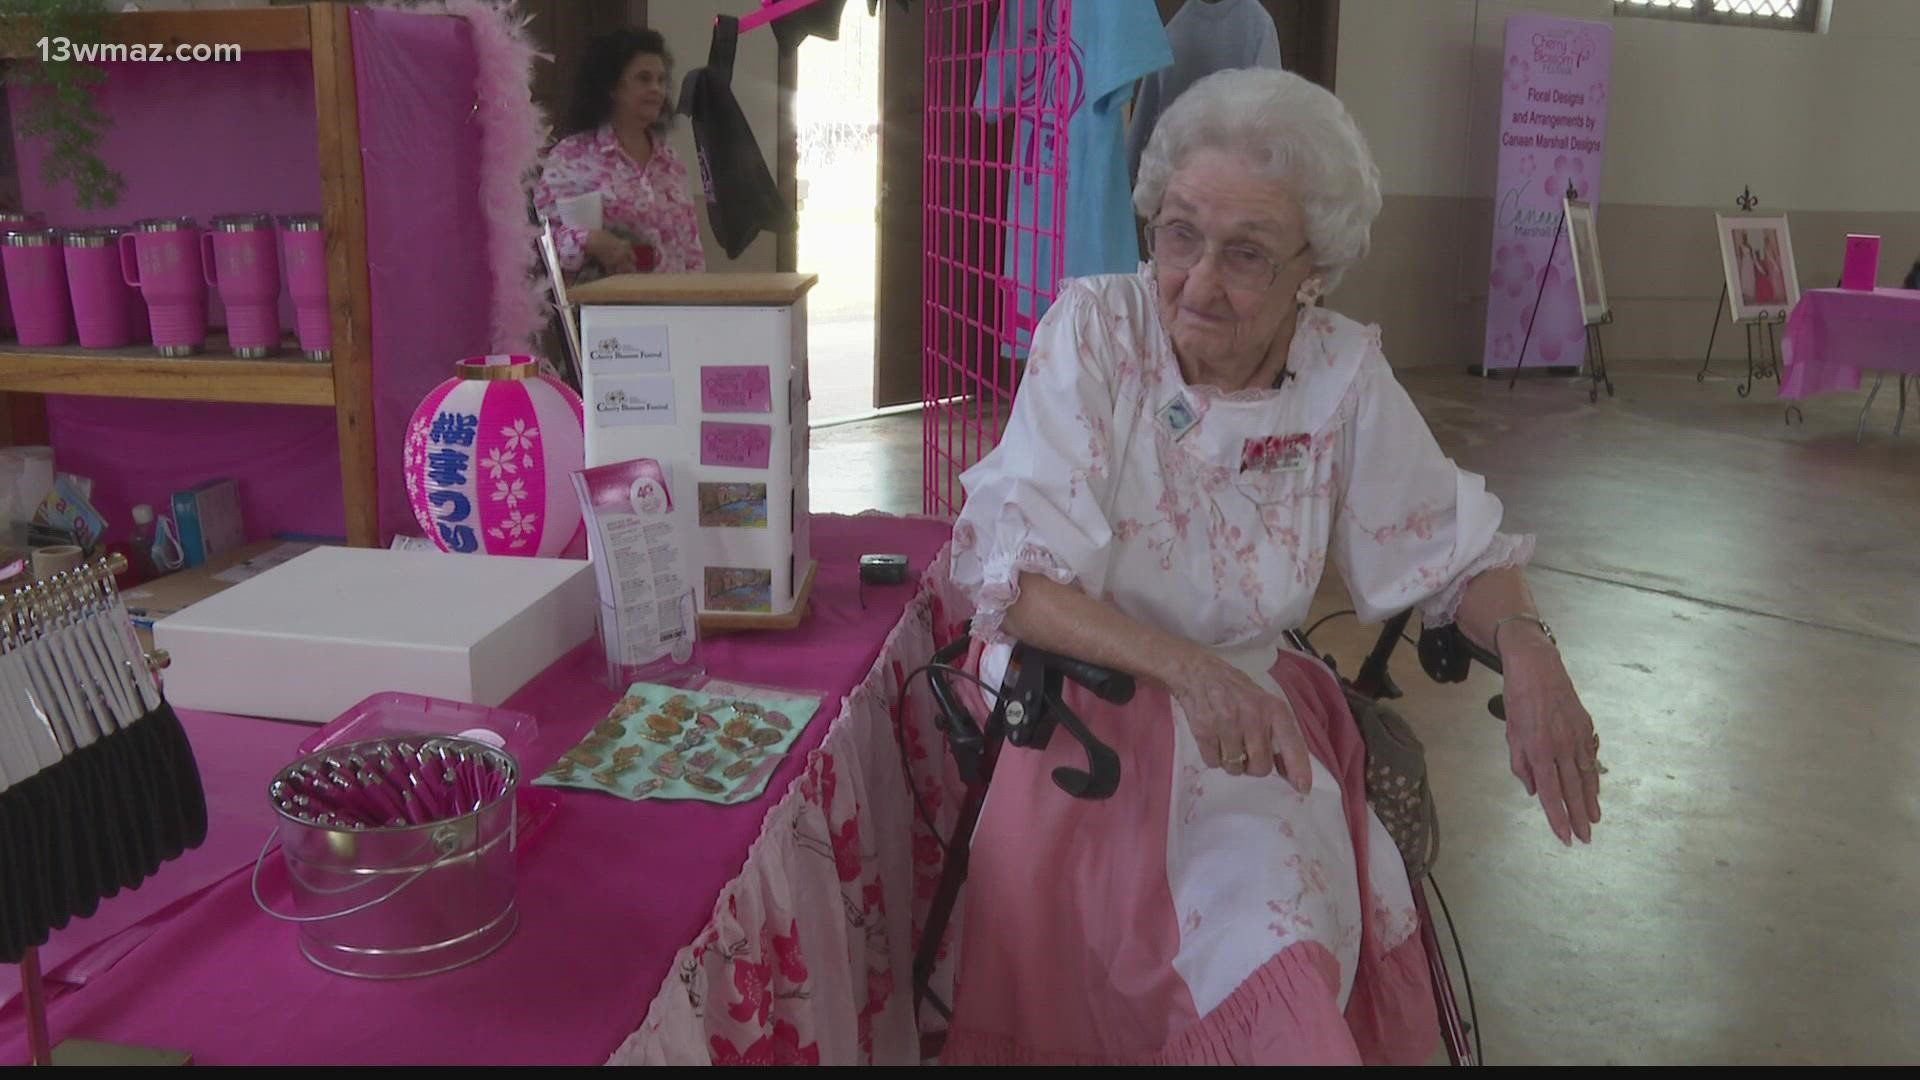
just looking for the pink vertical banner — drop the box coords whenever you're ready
[1483,14,1611,372]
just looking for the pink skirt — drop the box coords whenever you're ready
[937,645,1437,1066]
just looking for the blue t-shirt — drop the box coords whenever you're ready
[976,0,1172,354]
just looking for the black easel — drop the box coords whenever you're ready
[1698,186,1801,425]
[1698,185,1760,385]
[1583,312,1615,404]
[1508,181,1591,394]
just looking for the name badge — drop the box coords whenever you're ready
[1241,434,1310,474]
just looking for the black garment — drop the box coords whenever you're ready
[773,0,852,50]
[677,16,796,260]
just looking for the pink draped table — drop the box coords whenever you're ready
[0,512,976,1066]
[1779,287,1920,438]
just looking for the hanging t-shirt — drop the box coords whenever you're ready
[1125,0,1285,187]
[975,0,1172,354]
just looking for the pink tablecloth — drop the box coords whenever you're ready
[1779,287,1920,400]
[0,512,963,1066]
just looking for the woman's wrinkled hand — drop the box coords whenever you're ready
[1163,646,1312,792]
[1499,640,1602,846]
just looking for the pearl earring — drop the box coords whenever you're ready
[1294,278,1325,307]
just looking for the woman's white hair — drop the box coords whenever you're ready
[1133,68,1383,294]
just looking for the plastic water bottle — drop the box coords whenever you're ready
[128,504,161,581]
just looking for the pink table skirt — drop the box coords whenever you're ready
[1779,287,1920,400]
[0,512,967,1066]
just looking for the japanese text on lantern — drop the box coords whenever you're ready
[427,410,479,552]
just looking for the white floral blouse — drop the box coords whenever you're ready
[950,267,1534,654]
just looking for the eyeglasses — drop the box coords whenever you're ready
[1146,222,1310,291]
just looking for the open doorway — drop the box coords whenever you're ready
[795,2,881,424]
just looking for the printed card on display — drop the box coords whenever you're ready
[699,421,772,469]
[697,482,768,529]
[570,459,697,670]
[584,316,669,376]
[591,375,676,428]
[699,365,773,413]
[704,566,773,612]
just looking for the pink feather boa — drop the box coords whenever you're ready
[368,0,553,354]
[447,0,552,354]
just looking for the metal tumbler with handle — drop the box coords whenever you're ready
[120,217,208,356]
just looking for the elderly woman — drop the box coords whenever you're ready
[940,69,1602,1065]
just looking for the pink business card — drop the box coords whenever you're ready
[700,422,773,469]
[700,365,773,414]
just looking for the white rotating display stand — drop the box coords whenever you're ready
[573,273,818,631]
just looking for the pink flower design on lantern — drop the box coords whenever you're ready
[480,446,518,480]
[492,477,528,509]
[489,508,539,549]
[501,417,539,453]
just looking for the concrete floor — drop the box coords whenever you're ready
[809,359,1920,1065]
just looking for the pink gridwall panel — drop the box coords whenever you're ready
[921,0,1073,516]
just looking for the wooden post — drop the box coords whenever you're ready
[309,2,379,548]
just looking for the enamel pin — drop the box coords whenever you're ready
[1157,393,1199,440]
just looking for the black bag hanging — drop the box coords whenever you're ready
[772,0,851,51]
[677,16,796,261]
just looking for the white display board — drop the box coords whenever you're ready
[578,279,812,620]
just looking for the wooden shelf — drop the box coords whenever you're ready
[0,7,312,59]
[572,273,821,307]
[0,338,334,406]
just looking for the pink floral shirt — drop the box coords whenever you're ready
[950,268,1534,652]
[534,124,706,278]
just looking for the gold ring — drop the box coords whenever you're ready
[1224,751,1248,766]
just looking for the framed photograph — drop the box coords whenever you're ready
[697,482,768,528]
[1564,198,1609,325]
[1716,213,1800,323]
[705,567,773,613]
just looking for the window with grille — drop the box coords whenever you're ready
[1614,0,1821,31]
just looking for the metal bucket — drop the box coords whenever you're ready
[253,735,520,979]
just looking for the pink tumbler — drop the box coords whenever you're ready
[204,212,282,357]
[0,209,47,332]
[279,214,330,361]
[2,227,74,347]
[63,227,140,349]
[120,216,208,356]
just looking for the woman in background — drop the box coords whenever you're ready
[535,28,706,280]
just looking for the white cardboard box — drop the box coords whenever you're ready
[153,546,596,723]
